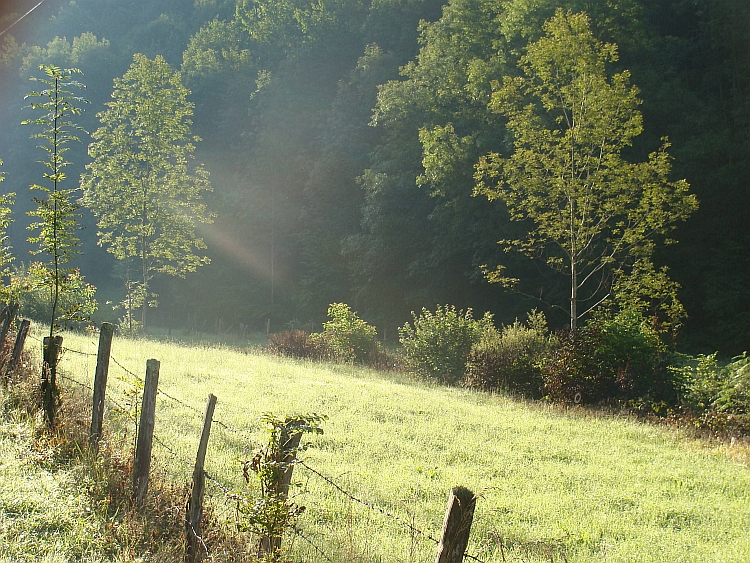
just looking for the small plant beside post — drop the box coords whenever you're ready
[133,358,160,507]
[90,322,114,452]
[237,413,325,560]
[435,486,477,563]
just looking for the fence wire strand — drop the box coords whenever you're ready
[299,460,441,545]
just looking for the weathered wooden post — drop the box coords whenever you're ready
[41,335,63,428]
[4,318,29,383]
[435,486,477,563]
[0,302,18,350]
[133,359,160,507]
[89,322,114,452]
[185,393,217,563]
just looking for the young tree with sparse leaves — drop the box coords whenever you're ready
[0,158,14,304]
[474,10,697,332]
[22,65,92,338]
[81,54,213,333]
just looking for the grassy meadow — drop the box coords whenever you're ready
[2,328,749,562]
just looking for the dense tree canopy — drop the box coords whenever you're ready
[0,0,747,353]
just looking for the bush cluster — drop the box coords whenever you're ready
[464,310,555,398]
[677,353,750,435]
[269,302,748,437]
[398,305,493,385]
[268,303,389,367]
[542,311,676,405]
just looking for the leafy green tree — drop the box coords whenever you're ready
[474,10,697,332]
[22,65,91,337]
[81,54,213,332]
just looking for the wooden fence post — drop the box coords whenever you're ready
[4,318,29,382]
[0,302,18,350]
[185,393,217,563]
[434,486,477,563]
[89,322,114,452]
[41,335,63,428]
[133,359,160,507]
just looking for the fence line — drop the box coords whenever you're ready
[26,327,486,562]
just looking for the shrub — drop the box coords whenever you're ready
[679,353,750,435]
[399,305,493,385]
[542,310,676,405]
[315,303,379,364]
[464,310,556,398]
[11,263,97,329]
[268,329,322,359]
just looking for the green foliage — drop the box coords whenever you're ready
[20,33,111,75]
[473,10,697,330]
[81,53,214,331]
[22,64,90,337]
[313,303,379,364]
[237,413,325,559]
[679,353,750,435]
[399,304,494,385]
[464,310,556,397]
[542,310,676,405]
[11,263,97,328]
[0,161,14,304]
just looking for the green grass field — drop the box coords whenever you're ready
[2,328,749,562]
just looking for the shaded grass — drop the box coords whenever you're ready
[9,329,750,562]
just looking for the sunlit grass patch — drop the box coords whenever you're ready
[15,329,750,562]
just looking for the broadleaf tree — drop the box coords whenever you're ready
[22,65,91,337]
[81,54,213,333]
[473,10,698,332]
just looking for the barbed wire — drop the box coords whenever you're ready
[110,355,141,381]
[294,528,334,563]
[211,417,262,449]
[298,460,441,545]
[61,345,97,358]
[155,387,205,417]
[58,372,92,391]
[151,431,195,472]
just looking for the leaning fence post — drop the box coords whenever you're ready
[89,322,114,452]
[133,359,160,507]
[434,486,477,563]
[41,335,63,428]
[0,302,18,350]
[185,393,217,563]
[5,318,30,382]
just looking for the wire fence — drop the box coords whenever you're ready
[17,326,488,563]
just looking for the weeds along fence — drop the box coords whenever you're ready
[8,321,487,563]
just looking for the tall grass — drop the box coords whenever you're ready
[6,328,750,562]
